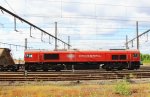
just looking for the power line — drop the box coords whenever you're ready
[30,0,150,9]
[20,1,150,22]
[0,6,71,47]
[3,0,16,13]
[2,1,150,26]
[128,29,150,43]
[0,41,32,49]
[0,26,142,29]
[18,14,150,22]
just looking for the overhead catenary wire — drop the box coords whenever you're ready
[127,29,150,44]
[3,0,16,13]
[19,14,150,22]
[0,6,71,47]
[30,0,150,9]
[19,0,150,22]
[0,41,32,49]
[1,1,150,51]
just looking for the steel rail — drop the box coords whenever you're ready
[0,70,150,81]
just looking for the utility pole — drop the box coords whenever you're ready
[136,21,139,50]
[55,22,57,50]
[126,35,129,49]
[68,36,70,50]
[25,38,27,50]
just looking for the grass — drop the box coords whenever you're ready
[143,60,150,63]
[143,61,150,66]
[115,80,131,96]
[0,81,150,97]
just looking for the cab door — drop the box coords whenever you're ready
[131,53,139,61]
[39,51,44,62]
[24,52,39,63]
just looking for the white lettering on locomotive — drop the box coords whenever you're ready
[67,54,75,59]
[79,54,101,58]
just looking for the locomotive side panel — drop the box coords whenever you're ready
[25,50,141,63]
[24,50,141,71]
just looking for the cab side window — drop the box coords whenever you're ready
[120,55,126,60]
[133,53,138,58]
[25,54,32,58]
[112,55,119,60]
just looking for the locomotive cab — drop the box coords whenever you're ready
[101,50,141,70]
[24,50,64,71]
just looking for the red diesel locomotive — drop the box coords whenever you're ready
[24,49,141,71]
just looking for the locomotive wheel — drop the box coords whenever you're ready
[128,68,134,70]
[55,67,61,72]
[102,65,106,69]
[55,69,61,72]
[30,67,37,72]
[31,68,37,72]
[43,69,48,72]
[0,66,3,71]
[117,65,123,70]
[10,66,17,72]
[43,65,49,71]
[11,69,17,72]
[29,65,37,72]
[106,68,112,71]
[128,65,135,70]
[53,64,64,71]
[106,66,112,71]
[105,64,113,71]
[117,67,123,70]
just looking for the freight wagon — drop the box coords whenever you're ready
[0,48,19,71]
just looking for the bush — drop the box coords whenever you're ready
[115,80,131,96]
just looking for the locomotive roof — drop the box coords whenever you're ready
[25,49,140,53]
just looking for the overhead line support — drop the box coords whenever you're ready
[0,6,71,47]
[136,21,139,50]
[126,21,150,49]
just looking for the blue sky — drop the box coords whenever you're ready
[0,0,150,59]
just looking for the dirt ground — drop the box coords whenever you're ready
[0,79,149,97]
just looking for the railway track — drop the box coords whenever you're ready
[0,69,150,81]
